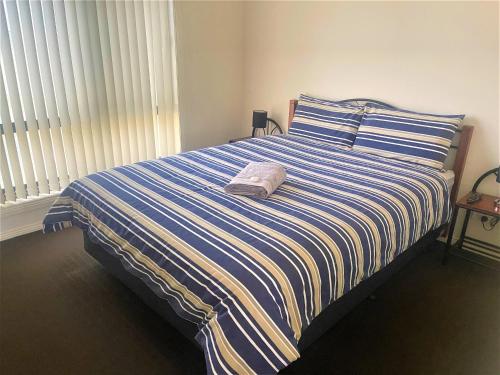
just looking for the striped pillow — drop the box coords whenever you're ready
[289,94,364,148]
[353,104,464,169]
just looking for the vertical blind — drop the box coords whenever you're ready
[0,0,180,204]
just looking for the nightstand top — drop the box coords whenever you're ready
[229,136,252,144]
[456,193,500,217]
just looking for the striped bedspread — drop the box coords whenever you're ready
[43,135,451,374]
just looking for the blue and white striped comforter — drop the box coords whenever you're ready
[43,135,451,374]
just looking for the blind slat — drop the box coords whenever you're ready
[134,0,156,160]
[150,0,168,157]
[43,0,83,180]
[0,71,27,200]
[143,1,159,157]
[115,1,139,163]
[0,4,37,196]
[5,1,49,194]
[105,0,130,165]
[124,1,147,162]
[63,1,97,174]
[0,183,4,204]
[0,133,16,202]
[18,1,60,191]
[74,1,106,172]
[88,1,118,168]
[96,1,123,165]
[165,0,181,154]
[31,0,69,188]
[159,1,176,155]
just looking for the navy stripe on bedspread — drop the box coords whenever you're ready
[43,135,450,374]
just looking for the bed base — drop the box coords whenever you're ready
[83,225,443,354]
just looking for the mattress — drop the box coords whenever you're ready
[43,135,452,374]
[440,169,455,191]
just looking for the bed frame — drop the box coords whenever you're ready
[83,98,474,360]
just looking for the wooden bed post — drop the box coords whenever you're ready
[287,99,298,131]
[449,125,474,206]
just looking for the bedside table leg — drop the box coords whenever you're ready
[442,208,459,265]
[456,209,471,250]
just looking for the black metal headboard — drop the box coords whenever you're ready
[336,98,397,109]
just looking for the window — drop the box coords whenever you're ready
[0,0,179,204]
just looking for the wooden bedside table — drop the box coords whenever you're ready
[443,192,500,264]
[229,136,252,144]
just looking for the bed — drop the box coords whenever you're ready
[43,98,473,374]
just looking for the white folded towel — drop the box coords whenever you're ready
[224,162,286,199]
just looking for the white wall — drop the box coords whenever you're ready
[0,195,58,241]
[242,1,500,244]
[174,0,245,152]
